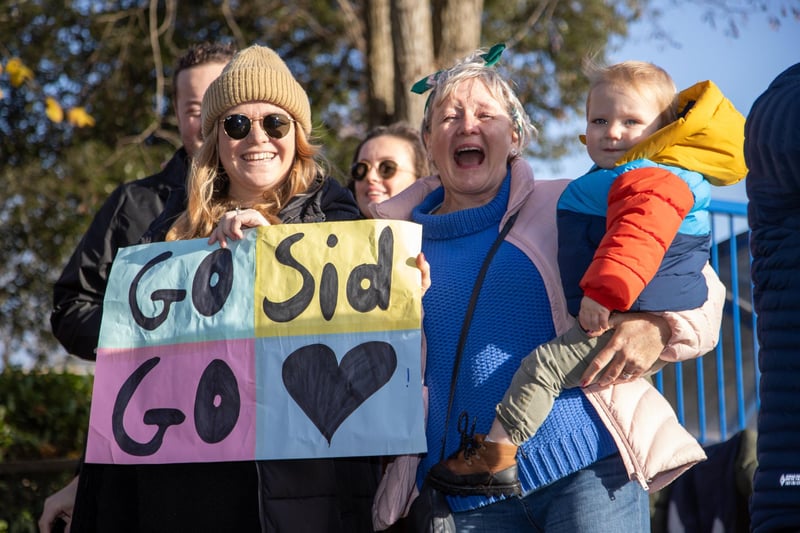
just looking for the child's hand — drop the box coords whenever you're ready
[579,296,612,336]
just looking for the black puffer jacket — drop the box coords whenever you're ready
[51,148,189,360]
[746,62,800,533]
[71,176,381,533]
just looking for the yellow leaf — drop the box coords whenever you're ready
[67,107,95,128]
[6,58,34,87]
[46,97,64,123]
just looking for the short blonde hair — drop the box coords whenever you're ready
[419,48,537,152]
[584,59,678,127]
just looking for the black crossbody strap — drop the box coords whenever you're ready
[438,211,519,461]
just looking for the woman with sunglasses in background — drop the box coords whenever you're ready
[348,122,429,218]
[72,44,378,533]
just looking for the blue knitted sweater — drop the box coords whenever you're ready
[412,174,618,512]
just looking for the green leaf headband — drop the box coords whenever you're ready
[410,42,506,96]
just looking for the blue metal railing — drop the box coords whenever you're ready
[653,199,758,445]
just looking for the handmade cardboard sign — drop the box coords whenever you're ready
[85,220,426,464]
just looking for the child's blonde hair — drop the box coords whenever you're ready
[584,59,678,128]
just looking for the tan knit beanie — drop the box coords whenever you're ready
[201,44,312,138]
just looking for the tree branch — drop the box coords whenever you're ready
[222,0,247,49]
[506,0,558,50]
[149,0,165,120]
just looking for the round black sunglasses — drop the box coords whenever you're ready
[221,113,295,140]
[350,160,406,181]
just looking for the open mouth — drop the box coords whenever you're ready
[454,146,485,167]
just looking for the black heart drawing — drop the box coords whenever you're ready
[282,341,397,444]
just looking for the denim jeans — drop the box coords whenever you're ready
[452,453,650,532]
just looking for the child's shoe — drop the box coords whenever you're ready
[427,434,521,496]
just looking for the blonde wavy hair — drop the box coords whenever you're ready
[166,119,325,241]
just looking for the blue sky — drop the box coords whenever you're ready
[531,3,800,205]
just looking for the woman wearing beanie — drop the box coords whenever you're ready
[71,44,377,533]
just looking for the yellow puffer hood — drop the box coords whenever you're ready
[617,80,747,186]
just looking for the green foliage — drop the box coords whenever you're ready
[0,368,93,461]
[0,367,92,531]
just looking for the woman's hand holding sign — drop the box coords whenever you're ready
[208,208,274,248]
